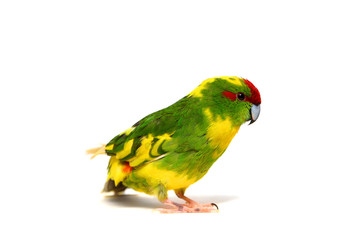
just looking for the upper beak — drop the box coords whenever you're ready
[249,104,260,125]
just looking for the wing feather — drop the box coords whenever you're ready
[105,111,177,168]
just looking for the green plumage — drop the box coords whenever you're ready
[91,76,261,207]
[106,95,212,177]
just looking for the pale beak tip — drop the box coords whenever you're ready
[249,104,260,125]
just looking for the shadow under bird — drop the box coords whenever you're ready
[87,76,261,213]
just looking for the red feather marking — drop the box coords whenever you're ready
[243,79,261,105]
[123,162,133,173]
[222,91,237,101]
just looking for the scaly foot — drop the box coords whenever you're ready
[156,199,219,213]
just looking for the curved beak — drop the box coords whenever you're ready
[249,104,260,125]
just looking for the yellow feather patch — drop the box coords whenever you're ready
[225,76,244,86]
[107,132,175,186]
[124,127,135,135]
[107,157,128,186]
[135,163,198,191]
[129,134,154,167]
[116,139,134,159]
[105,144,114,151]
[188,77,216,97]
[204,108,240,153]
[188,76,244,98]
[150,133,173,157]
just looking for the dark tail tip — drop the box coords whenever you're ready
[102,179,127,194]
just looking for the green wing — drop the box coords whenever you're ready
[105,96,209,169]
[104,98,186,167]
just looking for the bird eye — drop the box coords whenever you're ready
[237,92,245,101]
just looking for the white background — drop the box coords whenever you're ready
[1,0,362,239]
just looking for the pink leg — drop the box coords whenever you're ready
[156,199,219,213]
[176,190,219,211]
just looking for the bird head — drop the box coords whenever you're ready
[188,76,261,126]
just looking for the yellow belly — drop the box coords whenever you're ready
[133,162,198,191]
[204,108,240,153]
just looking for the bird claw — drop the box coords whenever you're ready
[155,202,219,213]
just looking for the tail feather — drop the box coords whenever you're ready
[87,145,128,195]
[102,179,127,194]
[86,144,106,159]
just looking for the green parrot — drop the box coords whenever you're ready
[87,76,261,213]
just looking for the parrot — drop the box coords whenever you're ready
[87,76,261,213]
